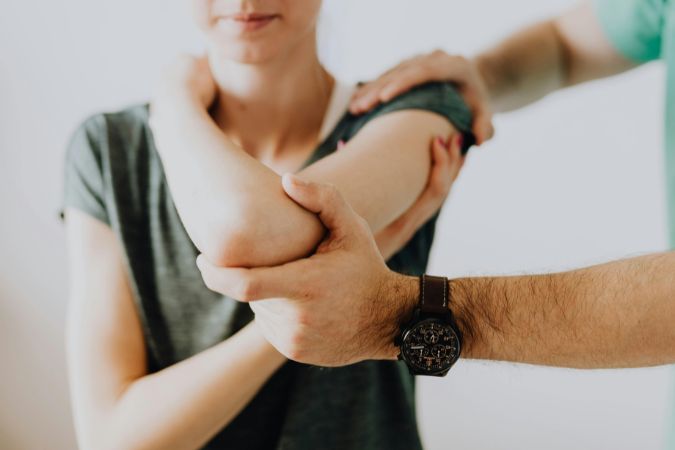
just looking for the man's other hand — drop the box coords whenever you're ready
[350,50,495,145]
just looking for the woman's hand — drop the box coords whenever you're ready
[151,55,217,119]
[349,50,495,145]
[374,133,465,260]
[149,55,219,154]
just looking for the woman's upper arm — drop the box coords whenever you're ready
[206,109,457,268]
[64,208,147,448]
[223,107,458,268]
[300,109,456,233]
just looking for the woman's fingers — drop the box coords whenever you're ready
[427,136,453,198]
[447,134,466,183]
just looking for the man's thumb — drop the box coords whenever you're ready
[281,174,361,233]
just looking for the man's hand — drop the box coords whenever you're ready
[350,50,495,145]
[375,133,465,259]
[196,175,419,367]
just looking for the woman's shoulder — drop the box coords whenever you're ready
[338,81,474,147]
[66,103,155,172]
[72,103,151,148]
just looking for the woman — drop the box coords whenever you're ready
[62,1,473,449]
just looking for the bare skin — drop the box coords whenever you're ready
[150,56,460,268]
[197,177,675,369]
[65,1,466,448]
[194,0,674,370]
[349,1,636,143]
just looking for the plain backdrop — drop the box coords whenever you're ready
[1,0,673,449]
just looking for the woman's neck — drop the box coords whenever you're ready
[208,35,334,161]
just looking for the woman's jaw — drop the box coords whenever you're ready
[215,12,281,34]
[194,0,323,65]
[193,0,333,156]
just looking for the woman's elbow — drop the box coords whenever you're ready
[201,235,260,268]
[198,210,324,268]
[197,216,260,268]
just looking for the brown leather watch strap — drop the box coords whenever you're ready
[419,274,449,315]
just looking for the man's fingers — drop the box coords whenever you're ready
[196,255,302,302]
[377,65,441,103]
[350,61,413,113]
[281,174,364,235]
[350,81,387,114]
[473,110,495,145]
[458,83,494,146]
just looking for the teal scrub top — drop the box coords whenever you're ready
[593,0,675,447]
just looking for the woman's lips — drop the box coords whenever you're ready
[217,13,279,33]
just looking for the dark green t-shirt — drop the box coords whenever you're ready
[61,82,473,450]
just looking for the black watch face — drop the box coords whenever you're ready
[401,318,460,374]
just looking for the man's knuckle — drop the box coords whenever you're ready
[287,335,305,361]
[235,276,257,300]
[201,273,216,290]
[295,310,311,327]
[326,183,341,200]
[356,215,370,231]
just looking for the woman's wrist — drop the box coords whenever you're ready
[152,91,204,121]
[149,93,212,153]
[248,321,288,367]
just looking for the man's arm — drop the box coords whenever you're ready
[477,0,637,112]
[448,252,675,369]
[194,177,675,369]
[350,1,638,142]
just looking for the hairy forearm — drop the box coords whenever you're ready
[474,1,636,113]
[450,252,675,368]
[475,20,567,113]
[91,324,285,450]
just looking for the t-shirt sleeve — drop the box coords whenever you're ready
[60,114,110,225]
[347,81,476,153]
[593,0,666,63]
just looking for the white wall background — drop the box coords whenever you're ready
[1,0,672,449]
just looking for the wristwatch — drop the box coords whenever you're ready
[395,274,463,376]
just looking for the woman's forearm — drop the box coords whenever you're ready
[152,98,325,267]
[153,97,449,269]
[100,323,285,450]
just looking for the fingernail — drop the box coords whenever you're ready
[437,136,451,150]
[289,174,308,187]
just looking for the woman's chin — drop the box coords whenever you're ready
[208,41,281,65]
